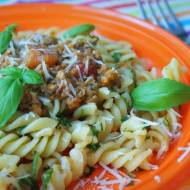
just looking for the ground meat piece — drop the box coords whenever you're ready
[67,97,83,111]
[19,89,45,116]
[19,88,32,113]
[31,92,44,116]
[100,68,120,87]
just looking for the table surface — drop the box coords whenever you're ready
[1,0,190,37]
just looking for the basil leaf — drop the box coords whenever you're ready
[0,66,22,79]
[32,152,42,179]
[18,175,39,190]
[131,78,190,111]
[0,24,17,54]
[0,66,43,84]
[63,24,95,39]
[0,77,23,127]
[87,143,100,151]
[22,69,43,84]
[0,66,43,127]
[5,23,17,32]
[41,169,53,190]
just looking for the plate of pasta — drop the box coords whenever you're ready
[0,3,190,190]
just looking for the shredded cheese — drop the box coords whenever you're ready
[169,108,182,118]
[177,143,190,163]
[6,57,17,66]
[73,163,140,190]
[9,41,16,56]
[94,59,103,65]
[49,98,60,119]
[154,175,161,183]
[92,163,137,190]
[39,96,53,109]
[76,64,83,82]
[146,163,159,170]
[68,82,77,96]
[73,178,90,190]
[157,118,173,138]
[41,58,53,80]
[84,57,89,75]
[64,44,73,56]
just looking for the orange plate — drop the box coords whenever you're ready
[1,3,190,190]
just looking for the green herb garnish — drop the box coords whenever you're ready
[58,114,72,128]
[121,115,130,122]
[131,78,190,111]
[22,69,44,84]
[62,24,95,39]
[87,143,100,151]
[18,175,39,190]
[32,152,42,179]
[0,66,43,127]
[130,67,137,87]
[91,127,100,137]
[112,52,121,63]
[41,169,53,190]
[17,125,27,135]
[0,24,17,54]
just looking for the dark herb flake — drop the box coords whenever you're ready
[41,169,53,190]
[58,114,72,127]
[18,175,39,190]
[112,52,121,63]
[87,143,100,151]
[91,127,100,137]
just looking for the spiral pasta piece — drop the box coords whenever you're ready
[0,173,20,190]
[0,117,71,158]
[98,88,128,131]
[0,154,20,174]
[96,37,136,65]
[73,102,97,119]
[134,64,156,83]
[162,58,184,81]
[69,120,97,148]
[87,134,152,173]
[45,147,87,190]
[5,112,39,132]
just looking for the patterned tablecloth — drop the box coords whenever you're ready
[1,0,190,37]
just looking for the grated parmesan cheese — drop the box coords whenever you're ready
[41,58,53,80]
[177,143,190,163]
[6,57,17,66]
[158,118,173,138]
[92,163,137,190]
[169,108,182,118]
[68,82,77,96]
[73,178,90,190]
[39,96,53,109]
[64,44,73,56]
[49,98,60,119]
[73,163,139,190]
[84,57,89,75]
[94,59,103,65]
[9,41,16,56]
[154,175,161,183]
[76,64,83,82]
